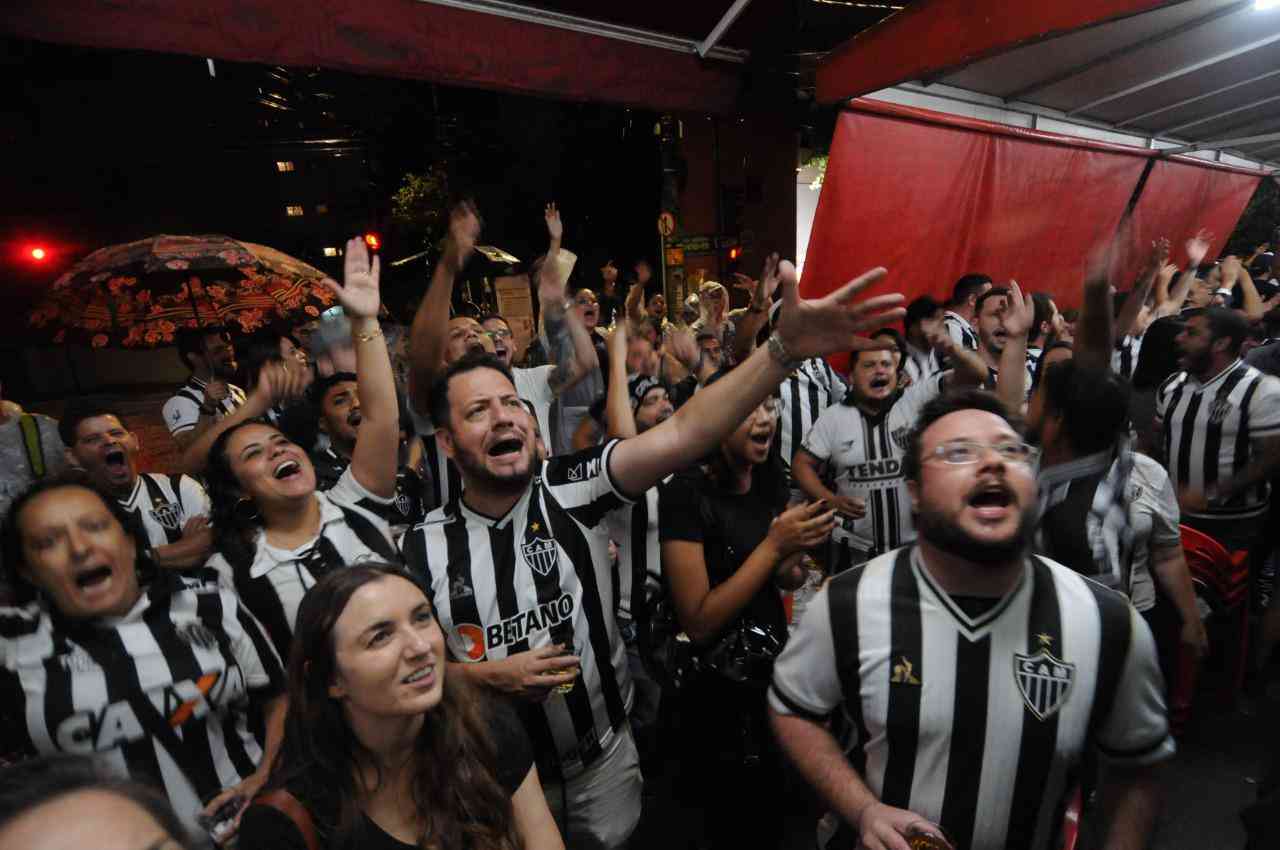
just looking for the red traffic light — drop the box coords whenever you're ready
[728,246,742,261]
[28,246,47,261]
[363,233,381,251]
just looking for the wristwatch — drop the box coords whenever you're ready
[766,332,803,371]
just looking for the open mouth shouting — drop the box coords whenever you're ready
[868,374,893,395]
[102,447,130,481]
[486,432,527,465]
[966,479,1016,523]
[273,459,303,481]
[346,410,363,429]
[72,562,117,602]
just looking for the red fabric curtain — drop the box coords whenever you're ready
[801,101,1263,331]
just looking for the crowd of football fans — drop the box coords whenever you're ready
[3,203,1280,850]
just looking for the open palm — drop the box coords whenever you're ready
[774,261,904,361]
[327,236,382,319]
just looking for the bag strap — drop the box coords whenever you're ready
[18,415,46,479]
[254,789,320,850]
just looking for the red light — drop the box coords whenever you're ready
[29,247,47,261]
[728,246,741,261]
[364,233,380,251]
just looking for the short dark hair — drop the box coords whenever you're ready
[1187,306,1249,356]
[869,328,907,363]
[901,389,1022,483]
[905,295,941,330]
[175,326,229,371]
[1030,340,1073,390]
[311,371,358,405]
[0,755,204,848]
[974,286,1010,317]
[57,400,129,447]
[1030,293,1055,341]
[1039,360,1130,455]
[477,313,510,331]
[951,274,992,306]
[428,351,516,429]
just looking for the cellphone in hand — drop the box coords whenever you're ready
[198,794,246,843]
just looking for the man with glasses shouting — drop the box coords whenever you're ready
[771,388,1172,850]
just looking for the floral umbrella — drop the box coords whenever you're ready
[29,235,339,348]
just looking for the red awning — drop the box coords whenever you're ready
[799,99,1263,315]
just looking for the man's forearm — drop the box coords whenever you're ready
[151,527,213,569]
[997,337,1029,413]
[1224,443,1280,499]
[732,308,769,363]
[408,261,456,412]
[792,454,837,503]
[769,709,880,830]
[1116,266,1158,343]
[1100,763,1163,850]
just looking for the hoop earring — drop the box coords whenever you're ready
[233,497,261,523]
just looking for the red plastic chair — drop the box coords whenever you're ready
[1177,524,1251,714]
[1059,784,1082,850]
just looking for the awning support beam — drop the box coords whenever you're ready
[1163,130,1280,155]
[1003,0,1253,104]
[697,0,754,58]
[1066,29,1280,117]
[1160,92,1280,135]
[1114,67,1280,128]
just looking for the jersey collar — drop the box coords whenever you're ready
[910,545,1030,642]
[1185,357,1244,391]
[248,493,349,578]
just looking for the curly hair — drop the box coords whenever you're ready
[266,563,523,850]
[204,420,275,572]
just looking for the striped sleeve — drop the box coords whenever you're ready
[226,590,286,693]
[1247,373,1280,436]
[178,475,212,521]
[544,439,634,527]
[162,394,200,436]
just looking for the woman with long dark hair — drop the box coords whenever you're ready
[658,380,835,849]
[0,473,286,836]
[238,564,563,850]
[201,237,401,660]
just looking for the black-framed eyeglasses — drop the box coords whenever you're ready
[926,439,1038,466]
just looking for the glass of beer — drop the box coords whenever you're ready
[905,824,954,850]
[550,641,581,695]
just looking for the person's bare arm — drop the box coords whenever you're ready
[149,518,213,569]
[510,767,565,850]
[1237,265,1266,322]
[408,203,480,414]
[537,204,598,396]
[1156,230,1212,319]
[331,237,400,500]
[1098,763,1163,850]
[1150,543,1208,658]
[996,280,1033,411]
[177,364,308,475]
[1078,235,1123,372]
[608,263,904,497]
[449,645,578,701]
[730,253,781,363]
[770,710,933,850]
[625,280,647,326]
[664,501,833,643]
[604,324,637,440]
[1116,239,1168,343]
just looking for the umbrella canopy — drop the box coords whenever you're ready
[29,235,339,348]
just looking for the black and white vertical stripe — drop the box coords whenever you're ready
[0,571,284,822]
[607,486,664,629]
[1112,335,1143,382]
[777,357,847,469]
[1036,447,1137,592]
[117,473,210,551]
[1156,360,1280,518]
[403,440,634,779]
[943,311,979,351]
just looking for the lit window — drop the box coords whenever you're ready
[323,246,339,257]
[315,203,329,215]
[276,161,295,172]
[285,205,304,217]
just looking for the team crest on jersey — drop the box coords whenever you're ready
[890,426,911,452]
[149,501,184,531]
[522,536,559,577]
[394,489,412,517]
[1013,649,1076,721]
[1209,398,1234,425]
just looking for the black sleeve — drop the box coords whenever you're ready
[238,802,312,850]
[490,698,535,795]
[658,474,705,544]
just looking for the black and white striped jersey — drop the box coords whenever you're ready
[777,358,848,469]
[903,344,935,388]
[800,374,944,555]
[310,447,426,536]
[162,378,247,437]
[1112,335,1144,382]
[117,473,210,551]
[943,311,979,351]
[402,440,634,779]
[206,467,398,659]
[0,570,284,822]
[770,548,1173,850]
[1156,359,1280,520]
[607,485,664,627]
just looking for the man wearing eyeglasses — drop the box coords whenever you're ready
[771,388,1172,850]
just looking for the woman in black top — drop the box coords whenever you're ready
[659,391,835,850]
[238,564,562,850]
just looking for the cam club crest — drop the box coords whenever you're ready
[891,425,911,452]
[1209,398,1234,425]
[149,501,183,531]
[394,489,412,518]
[522,536,559,577]
[1013,648,1076,721]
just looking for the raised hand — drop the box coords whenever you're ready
[773,261,904,361]
[1220,254,1243,288]
[545,202,563,241]
[324,236,382,319]
[1158,262,1179,285]
[1000,279,1034,338]
[442,200,481,274]
[756,252,782,307]
[666,324,700,370]
[205,379,230,403]
[1186,229,1213,268]
[1150,237,1171,269]
[731,271,757,292]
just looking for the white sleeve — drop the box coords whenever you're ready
[1248,374,1280,436]
[515,365,557,407]
[800,408,839,461]
[897,371,945,420]
[768,584,843,718]
[163,395,200,436]
[327,464,394,508]
[179,475,212,521]
[1134,458,1180,550]
[1096,606,1176,766]
[827,367,848,405]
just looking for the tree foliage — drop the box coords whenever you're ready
[390,164,451,254]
